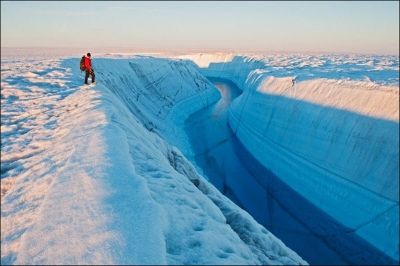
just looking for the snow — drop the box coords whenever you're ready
[1,47,398,264]
[1,48,307,265]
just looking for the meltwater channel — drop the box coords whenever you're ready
[184,77,396,265]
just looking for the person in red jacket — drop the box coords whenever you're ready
[84,53,96,85]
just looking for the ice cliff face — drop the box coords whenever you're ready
[58,56,307,265]
[85,57,221,155]
[180,53,399,261]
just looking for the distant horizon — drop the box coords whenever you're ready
[1,45,398,56]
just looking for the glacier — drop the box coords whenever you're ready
[1,48,305,265]
[1,48,398,264]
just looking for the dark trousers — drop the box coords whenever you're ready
[85,69,95,84]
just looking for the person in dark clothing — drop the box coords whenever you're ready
[84,53,96,85]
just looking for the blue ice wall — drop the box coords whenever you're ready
[184,54,399,262]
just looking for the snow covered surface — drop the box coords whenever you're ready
[1,47,399,264]
[1,48,306,265]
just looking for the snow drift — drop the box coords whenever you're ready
[181,53,399,261]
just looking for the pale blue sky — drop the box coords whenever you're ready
[1,1,399,54]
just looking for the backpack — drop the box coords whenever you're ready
[80,55,86,71]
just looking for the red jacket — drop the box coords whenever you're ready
[84,56,92,71]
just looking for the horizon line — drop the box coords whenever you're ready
[1,46,399,56]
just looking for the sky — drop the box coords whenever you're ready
[1,1,399,54]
